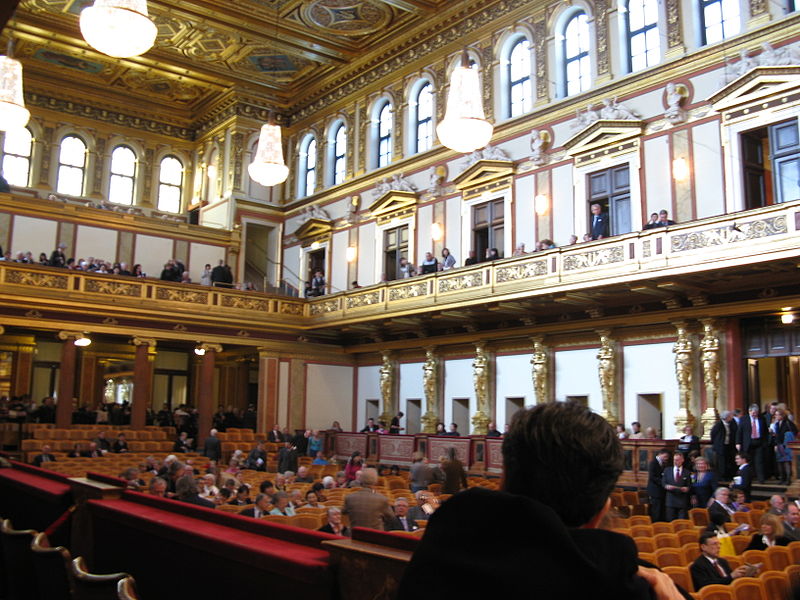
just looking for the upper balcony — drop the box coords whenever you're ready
[1,200,798,347]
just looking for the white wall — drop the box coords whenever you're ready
[357,221,376,285]
[623,342,680,438]
[495,353,535,427]
[417,204,432,262]
[283,245,301,290]
[75,225,117,263]
[692,121,725,219]
[134,234,173,277]
[644,135,671,217]
[514,175,535,250]
[306,363,354,430]
[552,164,575,243]
[10,216,57,256]
[356,365,380,430]
[331,229,349,293]
[278,360,289,428]
[189,242,225,282]
[555,348,602,414]
[445,195,462,264]
[399,361,424,432]
[443,358,474,433]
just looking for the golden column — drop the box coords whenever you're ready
[699,319,721,439]
[596,330,619,426]
[378,352,395,426]
[471,343,491,435]
[673,321,696,434]
[421,347,439,434]
[530,336,549,404]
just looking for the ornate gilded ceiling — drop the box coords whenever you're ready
[2,0,453,129]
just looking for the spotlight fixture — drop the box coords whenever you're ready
[74,334,92,347]
[781,313,794,325]
[194,345,206,356]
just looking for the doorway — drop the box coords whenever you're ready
[452,397,469,434]
[637,394,663,437]
[405,399,421,434]
[243,222,275,291]
[505,396,524,427]
[366,399,379,422]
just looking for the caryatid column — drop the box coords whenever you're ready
[699,319,721,439]
[531,336,549,404]
[378,352,395,426]
[130,337,157,428]
[596,330,619,426]
[673,321,696,434]
[471,343,491,435]
[421,347,439,434]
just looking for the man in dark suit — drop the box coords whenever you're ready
[387,497,418,532]
[707,487,736,529]
[647,448,670,522]
[783,504,800,542]
[343,467,395,530]
[277,441,298,474]
[267,424,284,443]
[656,210,676,226]
[690,531,747,590]
[736,404,768,483]
[710,411,737,480]
[32,444,56,467]
[241,494,271,519]
[589,203,610,240]
[203,428,221,462]
[663,451,692,520]
[731,453,754,502]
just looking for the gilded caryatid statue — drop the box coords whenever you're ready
[471,343,491,435]
[421,348,439,434]
[672,321,696,434]
[531,336,549,404]
[379,352,395,426]
[596,331,618,426]
[699,319,721,438]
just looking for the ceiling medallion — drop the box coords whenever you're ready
[304,0,390,36]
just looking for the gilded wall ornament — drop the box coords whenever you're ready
[379,352,395,425]
[673,321,696,433]
[421,348,439,433]
[596,330,618,426]
[531,336,549,404]
[670,216,787,251]
[699,319,721,438]
[471,343,491,434]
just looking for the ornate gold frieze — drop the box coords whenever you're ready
[84,278,142,297]
[220,294,270,311]
[310,299,341,314]
[437,272,483,294]
[4,269,68,289]
[388,282,428,302]
[155,288,209,304]
[347,291,382,309]
[595,0,610,77]
[666,0,683,49]
[279,302,304,315]
[670,216,787,251]
[563,246,624,271]
[673,321,696,433]
[699,319,721,438]
[495,259,547,283]
[533,18,548,102]
[642,240,652,258]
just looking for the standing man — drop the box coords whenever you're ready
[690,531,747,591]
[736,404,768,483]
[343,468,395,530]
[663,451,692,521]
[589,203,609,240]
[710,411,737,480]
[387,497,418,532]
[731,453,754,502]
[647,448,670,522]
[267,424,284,443]
[203,428,221,463]
[389,411,404,435]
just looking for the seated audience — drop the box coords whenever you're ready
[387,497,418,532]
[305,490,324,508]
[120,467,144,490]
[767,494,787,516]
[175,475,214,508]
[269,491,296,516]
[707,487,736,529]
[244,440,267,471]
[730,452,753,502]
[32,444,56,467]
[173,431,193,453]
[288,489,306,510]
[94,431,111,453]
[319,507,349,536]
[148,477,167,497]
[295,465,313,483]
[229,484,252,506]
[277,441,298,473]
[731,489,749,512]
[85,442,102,458]
[112,433,129,453]
[690,531,748,590]
[312,451,329,465]
[408,491,435,522]
[241,494,271,518]
[420,252,438,274]
[199,474,219,498]
[258,480,275,496]
[441,248,456,270]
[311,482,328,502]
[783,503,800,541]
[745,512,792,550]
[409,451,432,493]
[486,422,502,437]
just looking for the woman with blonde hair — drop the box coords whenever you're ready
[745,512,792,550]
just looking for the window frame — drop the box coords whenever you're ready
[413,81,434,154]
[332,123,346,186]
[1,126,33,187]
[563,11,592,97]
[108,144,137,206]
[157,155,184,213]
[377,101,393,168]
[507,37,533,118]
[625,0,660,73]
[298,134,317,198]
[56,134,87,197]
[699,0,740,46]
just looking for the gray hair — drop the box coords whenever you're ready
[394,496,409,505]
[720,410,732,419]
[175,475,198,498]
[713,487,730,499]
[360,467,378,487]
[327,507,341,518]
[322,476,335,488]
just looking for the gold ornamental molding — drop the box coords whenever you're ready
[379,351,395,426]
[421,347,439,434]
[131,337,157,348]
[672,321,697,434]
[596,330,618,426]
[198,343,224,354]
[530,336,549,405]
[368,190,419,222]
[471,342,491,435]
[564,120,646,160]
[294,218,334,245]
[453,159,515,194]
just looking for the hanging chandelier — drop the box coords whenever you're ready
[436,50,493,153]
[0,40,30,132]
[248,113,289,187]
[80,0,158,58]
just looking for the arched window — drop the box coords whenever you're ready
[626,0,660,72]
[508,39,532,117]
[563,12,591,97]
[56,135,87,196]
[158,156,183,213]
[414,82,433,154]
[332,123,346,185]
[2,127,32,187]
[700,0,740,45]
[377,102,393,168]
[109,145,136,205]
[299,136,317,196]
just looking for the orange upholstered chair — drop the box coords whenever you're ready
[663,565,694,593]
[698,583,734,600]
[758,571,788,600]
[654,532,681,549]
[654,547,683,568]
[634,537,656,553]
[765,546,791,571]
[690,508,710,528]
[730,577,766,600]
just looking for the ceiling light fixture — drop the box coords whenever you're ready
[248,112,289,187]
[80,0,158,58]
[781,313,794,325]
[0,40,30,132]
[194,345,206,356]
[74,334,92,347]
[436,49,493,153]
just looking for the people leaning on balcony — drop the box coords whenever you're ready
[420,252,438,274]
[440,247,456,270]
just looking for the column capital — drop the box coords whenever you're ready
[198,342,223,354]
[57,330,83,341]
[131,336,157,348]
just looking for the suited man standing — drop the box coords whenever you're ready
[589,203,610,240]
[710,411,738,480]
[647,448,670,522]
[343,468,395,530]
[663,451,692,521]
[203,428,221,463]
[267,424,284,443]
[690,531,747,590]
[731,453,754,502]
[736,404,768,483]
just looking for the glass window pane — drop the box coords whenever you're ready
[59,136,86,168]
[158,184,181,213]
[160,156,183,185]
[3,155,29,186]
[109,174,133,205]
[57,165,83,196]
[111,146,136,176]
[4,127,32,157]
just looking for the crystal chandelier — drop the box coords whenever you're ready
[248,114,289,187]
[436,50,493,153]
[80,0,158,58]
[0,42,30,132]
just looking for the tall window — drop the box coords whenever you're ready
[588,165,631,237]
[56,135,87,196]
[508,39,532,117]
[564,12,591,97]
[377,102,393,168]
[414,83,433,153]
[158,156,183,213]
[700,0,740,45]
[626,0,660,72]
[109,145,136,205]
[2,127,32,187]
[384,224,409,280]
[472,199,504,260]
[333,123,346,185]
[742,119,800,209]
[298,136,317,197]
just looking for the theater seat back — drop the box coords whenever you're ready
[71,556,129,600]
[30,532,72,600]
[0,519,37,600]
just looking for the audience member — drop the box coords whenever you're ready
[643,212,659,230]
[710,411,737,480]
[389,411,404,434]
[295,466,313,483]
[173,431,193,453]
[409,451,432,493]
[690,457,716,508]
[464,250,478,266]
[629,422,644,439]
[663,451,691,520]
[440,447,467,495]
[768,494,787,516]
[241,493,271,518]
[32,444,56,467]
[148,477,167,497]
[736,404,767,484]
[175,475,214,508]
[589,203,609,240]
[319,507,349,536]
[676,425,700,457]
[277,440,298,473]
[270,491,296,516]
[94,430,111,453]
[647,448,670,522]
[112,433,129,453]
[707,487,736,529]
[440,248,456,270]
[343,467,394,530]
[690,531,747,590]
[731,452,754,502]
[744,512,791,550]
[344,451,364,482]
[387,497,418,532]
[783,503,800,541]
[420,252,438,274]
[244,439,267,471]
